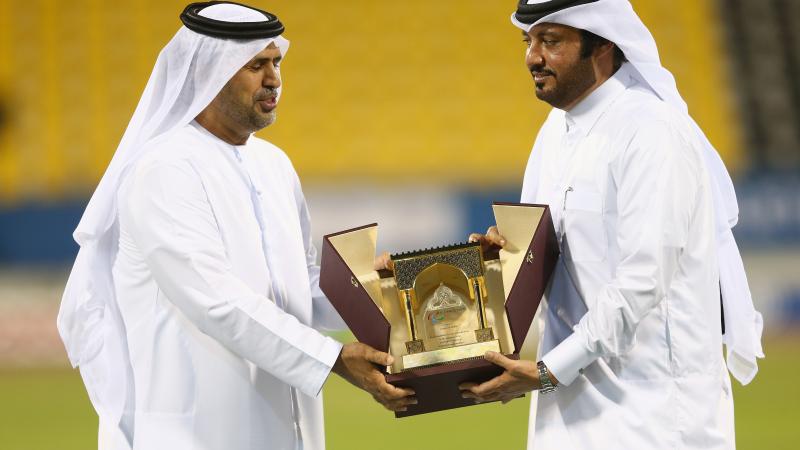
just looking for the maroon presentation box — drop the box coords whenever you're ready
[320,202,558,417]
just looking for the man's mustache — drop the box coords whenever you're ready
[254,88,278,101]
[529,66,556,78]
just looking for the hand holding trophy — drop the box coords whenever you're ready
[320,203,559,416]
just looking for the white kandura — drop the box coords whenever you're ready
[56,3,347,450]
[522,62,737,449]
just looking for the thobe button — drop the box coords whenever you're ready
[579,368,585,375]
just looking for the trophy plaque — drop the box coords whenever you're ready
[320,203,559,417]
[392,243,500,370]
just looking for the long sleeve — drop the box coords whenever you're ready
[123,157,342,398]
[286,162,347,332]
[542,120,701,386]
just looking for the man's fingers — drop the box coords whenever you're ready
[377,381,415,399]
[396,396,418,407]
[398,387,416,397]
[467,394,489,404]
[469,227,506,253]
[484,351,514,370]
[377,382,394,397]
[459,382,478,391]
[372,381,416,411]
[467,373,506,397]
[379,395,418,412]
[384,384,415,399]
[374,252,394,271]
[459,378,495,396]
[364,346,393,366]
[463,389,508,404]
[485,226,507,247]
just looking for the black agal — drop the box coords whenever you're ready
[514,0,600,25]
[180,1,284,39]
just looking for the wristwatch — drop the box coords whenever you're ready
[537,361,558,394]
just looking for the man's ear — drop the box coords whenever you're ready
[595,41,616,59]
[592,41,619,72]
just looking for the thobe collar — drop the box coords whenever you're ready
[563,62,633,136]
[190,120,223,146]
[189,120,254,150]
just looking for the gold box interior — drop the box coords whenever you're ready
[326,204,545,374]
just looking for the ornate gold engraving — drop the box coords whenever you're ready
[390,242,499,371]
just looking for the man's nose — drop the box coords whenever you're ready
[263,65,281,89]
[526,44,544,70]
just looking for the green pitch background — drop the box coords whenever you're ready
[0,337,796,450]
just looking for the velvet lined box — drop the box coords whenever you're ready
[320,203,559,417]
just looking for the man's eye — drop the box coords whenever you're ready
[544,40,558,45]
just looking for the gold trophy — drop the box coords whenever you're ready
[391,242,501,370]
[320,203,559,416]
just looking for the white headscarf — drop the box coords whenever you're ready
[512,0,764,385]
[57,3,289,443]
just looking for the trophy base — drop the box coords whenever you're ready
[475,327,495,342]
[401,339,501,371]
[405,339,425,354]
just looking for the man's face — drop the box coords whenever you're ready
[215,43,282,133]
[523,23,596,110]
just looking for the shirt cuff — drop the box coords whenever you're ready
[540,331,599,386]
[307,336,343,397]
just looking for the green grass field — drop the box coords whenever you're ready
[0,336,796,450]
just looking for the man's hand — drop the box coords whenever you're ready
[332,342,416,412]
[468,225,507,253]
[374,251,394,271]
[459,351,542,404]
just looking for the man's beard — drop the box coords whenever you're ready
[217,85,278,132]
[531,56,596,109]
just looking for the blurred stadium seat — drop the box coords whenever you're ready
[721,0,800,171]
[0,0,742,204]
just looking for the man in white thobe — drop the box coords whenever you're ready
[461,1,764,448]
[57,3,414,450]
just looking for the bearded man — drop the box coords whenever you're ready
[58,3,414,449]
[461,1,763,448]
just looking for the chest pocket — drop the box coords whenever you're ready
[563,187,607,262]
